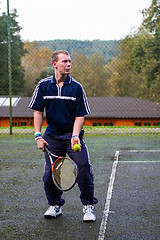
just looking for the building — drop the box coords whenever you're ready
[0,96,160,127]
[0,96,35,127]
[85,97,160,127]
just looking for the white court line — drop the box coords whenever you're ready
[98,151,119,240]
[119,161,160,163]
[119,149,160,163]
[122,150,160,152]
[98,149,160,239]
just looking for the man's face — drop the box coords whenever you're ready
[53,53,71,75]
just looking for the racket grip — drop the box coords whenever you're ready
[44,145,50,153]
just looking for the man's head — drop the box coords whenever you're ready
[51,50,71,76]
[51,50,70,63]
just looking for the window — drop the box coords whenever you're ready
[153,122,160,126]
[104,122,113,126]
[135,122,142,126]
[20,122,27,126]
[0,97,21,107]
[144,122,151,126]
[12,122,17,126]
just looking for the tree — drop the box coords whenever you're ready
[106,36,139,97]
[141,0,160,100]
[87,52,110,97]
[0,9,25,95]
[106,0,160,101]
[71,50,110,97]
[130,0,160,101]
[21,41,52,96]
[142,0,160,35]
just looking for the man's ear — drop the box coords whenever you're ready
[52,61,57,68]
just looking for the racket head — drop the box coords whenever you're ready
[52,157,78,191]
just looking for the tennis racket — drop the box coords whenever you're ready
[44,145,78,191]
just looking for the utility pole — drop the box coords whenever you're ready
[7,0,12,135]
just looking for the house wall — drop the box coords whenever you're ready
[0,117,160,127]
[84,118,160,127]
[84,118,134,126]
[0,118,9,127]
[0,117,33,127]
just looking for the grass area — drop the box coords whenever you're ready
[0,126,160,136]
[0,126,160,130]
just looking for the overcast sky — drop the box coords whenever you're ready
[1,0,152,41]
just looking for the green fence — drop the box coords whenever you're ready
[0,0,160,134]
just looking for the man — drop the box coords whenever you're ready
[29,50,98,221]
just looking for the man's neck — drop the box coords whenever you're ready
[55,73,67,87]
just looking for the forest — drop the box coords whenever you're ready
[0,0,160,101]
[38,39,119,63]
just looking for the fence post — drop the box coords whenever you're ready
[7,0,12,135]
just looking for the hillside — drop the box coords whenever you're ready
[38,39,120,63]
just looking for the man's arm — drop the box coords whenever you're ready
[71,116,84,149]
[34,110,48,151]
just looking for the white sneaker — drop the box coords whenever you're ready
[44,205,62,218]
[83,205,96,222]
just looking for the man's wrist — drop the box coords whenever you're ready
[71,134,79,139]
[35,132,42,141]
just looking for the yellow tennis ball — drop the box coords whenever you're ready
[73,144,81,152]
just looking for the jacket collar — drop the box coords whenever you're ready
[51,74,72,84]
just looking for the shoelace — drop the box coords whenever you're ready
[84,205,94,213]
[54,206,60,212]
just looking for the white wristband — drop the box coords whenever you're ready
[35,132,42,140]
[35,136,42,141]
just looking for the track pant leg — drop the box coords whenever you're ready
[43,131,98,206]
[67,136,98,205]
[43,133,65,206]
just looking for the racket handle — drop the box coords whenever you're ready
[44,145,50,154]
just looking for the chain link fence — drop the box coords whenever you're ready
[0,1,160,135]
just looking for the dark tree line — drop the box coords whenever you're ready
[0,9,25,95]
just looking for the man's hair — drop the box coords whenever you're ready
[51,50,70,63]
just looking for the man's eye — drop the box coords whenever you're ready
[63,60,71,63]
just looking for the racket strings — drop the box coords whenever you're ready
[53,158,78,191]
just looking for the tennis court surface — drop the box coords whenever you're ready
[99,150,160,240]
[0,134,160,239]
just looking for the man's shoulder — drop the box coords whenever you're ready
[38,76,53,86]
[70,77,82,88]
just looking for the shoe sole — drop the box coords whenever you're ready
[44,213,62,219]
[83,218,96,222]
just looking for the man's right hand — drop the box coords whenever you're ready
[36,138,48,151]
